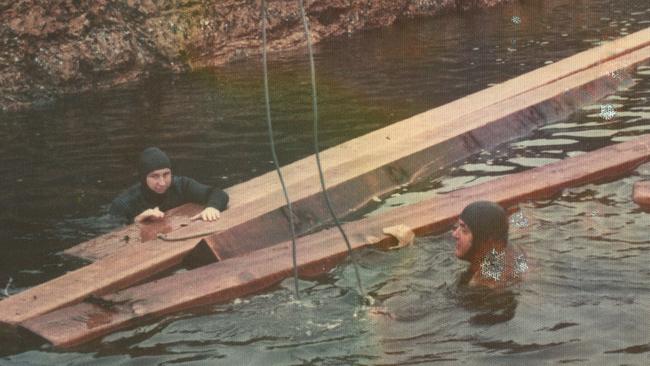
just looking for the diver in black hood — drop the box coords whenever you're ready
[110,147,229,224]
[452,201,528,288]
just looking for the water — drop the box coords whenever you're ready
[1,0,650,364]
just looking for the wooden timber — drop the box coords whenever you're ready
[201,42,650,260]
[64,204,205,262]
[20,134,650,348]
[1,29,649,328]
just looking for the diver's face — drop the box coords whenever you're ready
[452,219,473,259]
[146,168,172,194]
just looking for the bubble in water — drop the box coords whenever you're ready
[514,254,529,277]
[480,249,506,281]
[510,211,530,228]
[600,104,616,120]
[608,69,623,80]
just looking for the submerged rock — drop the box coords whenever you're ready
[0,0,507,112]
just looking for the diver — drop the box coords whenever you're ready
[453,201,528,288]
[110,147,229,224]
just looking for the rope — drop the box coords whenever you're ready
[261,0,301,298]
[297,0,365,297]
[157,230,222,241]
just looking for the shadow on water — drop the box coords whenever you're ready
[0,326,47,358]
[456,286,519,326]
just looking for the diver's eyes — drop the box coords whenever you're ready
[454,223,470,234]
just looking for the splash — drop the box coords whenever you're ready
[510,211,530,228]
[600,104,616,120]
[1,277,13,297]
[608,69,623,80]
[513,254,529,277]
[480,249,506,281]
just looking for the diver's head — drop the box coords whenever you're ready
[139,147,172,194]
[453,201,508,261]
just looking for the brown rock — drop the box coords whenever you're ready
[0,0,508,112]
[67,14,88,37]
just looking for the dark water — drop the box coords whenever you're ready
[1,0,650,364]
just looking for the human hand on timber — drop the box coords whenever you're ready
[134,207,165,223]
[109,147,230,224]
[190,207,220,222]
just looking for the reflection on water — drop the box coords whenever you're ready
[1,0,650,364]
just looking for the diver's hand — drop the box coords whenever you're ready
[191,207,220,222]
[135,207,165,223]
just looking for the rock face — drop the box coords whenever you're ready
[0,0,507,112]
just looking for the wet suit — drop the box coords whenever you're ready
[109,147,229,223]
[110,176,229,223]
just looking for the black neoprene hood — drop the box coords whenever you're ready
[459,201,509,246]
[138,147,171,178]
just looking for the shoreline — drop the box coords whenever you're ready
[0,0,508,112]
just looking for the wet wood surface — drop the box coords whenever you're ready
[2,28,649,329]
[63,204,204,261]
[20,133,650,347]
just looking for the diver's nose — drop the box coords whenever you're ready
[452,226,459,239]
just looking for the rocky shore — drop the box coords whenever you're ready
[0,0,506,112]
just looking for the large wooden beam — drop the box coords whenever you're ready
[20,134,650,348]
[2,29,649,328]
[199,43,650,260]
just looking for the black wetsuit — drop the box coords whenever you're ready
[110,176,229,223]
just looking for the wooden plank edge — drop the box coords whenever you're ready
[0,237,200,326]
